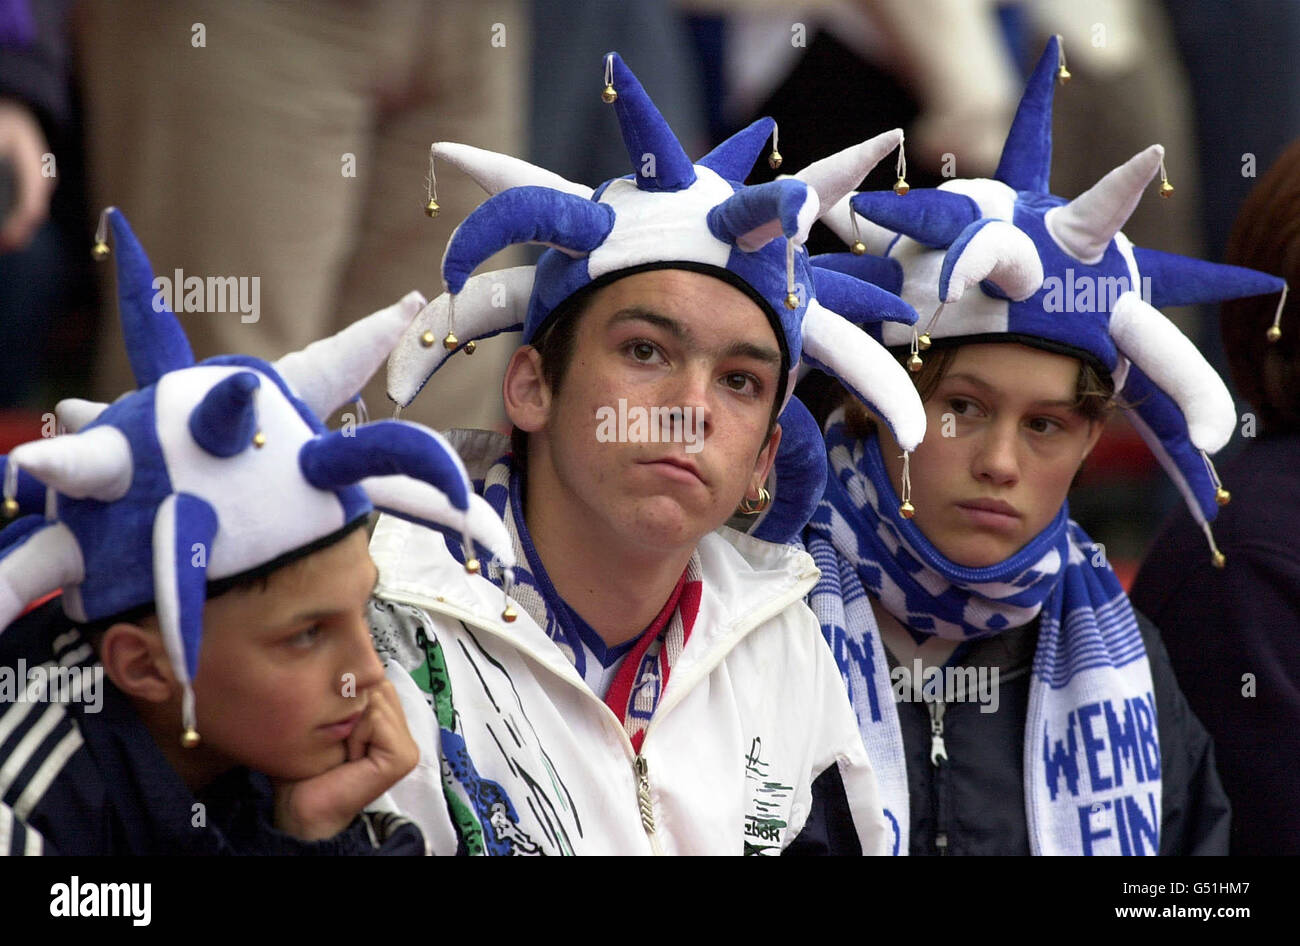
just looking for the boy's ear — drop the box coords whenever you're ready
[750,422,783,495]
[503,345,552,433]
[99,622,177,704]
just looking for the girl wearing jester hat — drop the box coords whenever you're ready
[0,208,520,855]
[366,53,933,855]
[771,37,1286,856]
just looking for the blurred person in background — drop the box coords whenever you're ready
[0,0,93,424]
[1130,141,1300,856]
[75,0,527,432]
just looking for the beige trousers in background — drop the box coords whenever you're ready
[77,0,526,431]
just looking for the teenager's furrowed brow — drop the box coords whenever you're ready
[607,308,690,343]
[720,340,781,367]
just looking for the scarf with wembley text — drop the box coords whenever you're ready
[465,455,701,752]
[803,415,1160,855]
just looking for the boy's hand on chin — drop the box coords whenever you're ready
[272,680,419,842]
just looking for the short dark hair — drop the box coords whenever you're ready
[532,290,591,400]
[1221,138,1300,435]
[509,288,591,463]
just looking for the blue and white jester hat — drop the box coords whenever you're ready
[0,208,516,745]
[818,36,1288,565]
[387,52,927,459]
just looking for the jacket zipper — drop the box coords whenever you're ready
[627,568,818,854]
[634,755,655,832]
[928,699,948,765]
[381,564,818,856]
[633,753,664,854]
[928,699,950,856]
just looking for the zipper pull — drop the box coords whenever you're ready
[927,700,948,766]
[634,754,656,834]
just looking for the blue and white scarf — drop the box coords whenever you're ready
[804,413,1162,855]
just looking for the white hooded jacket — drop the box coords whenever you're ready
[367,432,888,856]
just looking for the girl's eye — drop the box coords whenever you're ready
[948,397,978,416]
[1027,416,1063,434]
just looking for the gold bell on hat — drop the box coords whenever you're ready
[442,331,459,351]
[181,728,201,749]
[502,603,518,622]
[1056,34,1071,84]
[918,333,932,351]
[3,497,18,518]
[464,557,480,575]
[899,500,915,519]
[768,150,783,170]
[893,177,910,196]
[907,352,923,372]
[424,198,440,218]
[91,240,111,261]
[420,330,436,348]
[1159,158,1175,198]
[1215,487,1231,506]
[851,240,866,255]
[602,84,618,104]
[1268,325,1283,342]
[463,339,477,354]
[784,292,799,310]
[252,431,267,448]
[1211,549,1227,569]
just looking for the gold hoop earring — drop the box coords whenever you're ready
[738,485,771,516]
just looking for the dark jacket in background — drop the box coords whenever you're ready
[1130,434,1300,855]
